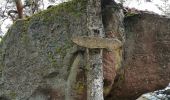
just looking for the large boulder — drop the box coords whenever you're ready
[0,0,124,99]
[0,0,87,99]
[107,13,170,100]
[0,0,169,100]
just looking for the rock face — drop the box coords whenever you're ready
[0,0,88,99]
[0,0,123,99]
[136,83,170,100]
[106,14,170,100]
[0,0,170,100]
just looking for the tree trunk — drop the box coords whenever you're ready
[14,0,23,19]
[86,0,105,100]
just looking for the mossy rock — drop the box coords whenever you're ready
[0,0,87,99]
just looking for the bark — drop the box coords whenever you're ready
[86,0,105,100]
[14,0,23,19]
[66,53,82,100]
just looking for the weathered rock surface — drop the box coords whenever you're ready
[106,13,170,100]
[0,0,87,99]
[0,0,123,99]
[137,83,170,100]
[0,0,169,100]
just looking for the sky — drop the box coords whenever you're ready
[0,0,169,36]
[0,0,62,35]
[115,0,166,14]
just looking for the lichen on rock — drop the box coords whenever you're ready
[0,0,87,99]
[0,0,169,100]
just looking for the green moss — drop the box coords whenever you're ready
[9,91,17,99]
[20,34,29,44]
[104,86,111,96]
[113,70,125,90]
[55,42,73,59]
[125,12,137,17]
[75,81,85,94]
[55,47,62,54]
[0,21,27,78]
[0,0,85,71]
[31,0,86,23]
[1,0,86,42]
[47,51,58,67]
[0,36,4,78]
[0,42,2,75]
[15,20,30,47]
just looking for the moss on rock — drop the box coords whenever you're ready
[0,0,87,99]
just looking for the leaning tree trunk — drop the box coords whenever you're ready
[86,0,105,100]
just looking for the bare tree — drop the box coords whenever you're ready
[156,0,170,16]
[0,0,63,35]
[14,0,23,19]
